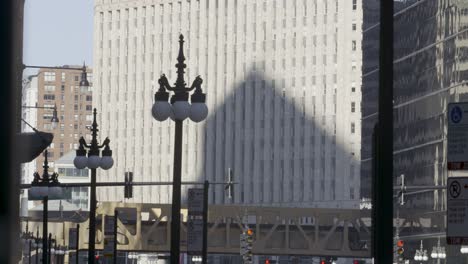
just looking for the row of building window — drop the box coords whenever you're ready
[43,72,93,83]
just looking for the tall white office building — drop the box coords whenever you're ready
[21,75,38,211]
[93,0,362,208]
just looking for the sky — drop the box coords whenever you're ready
[23,0,94,76]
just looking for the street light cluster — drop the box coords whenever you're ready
[73,137,114,170]
[414,251,428,261]
[151,36,208,123]
[430,237,446,259]
[29,150,62,199]
[73,110,114,171]
[413,240,428,261]
[430,247,446,259]
[152,74,208,122]
[191,255,203,262]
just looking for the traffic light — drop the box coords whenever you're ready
[240,227,254,263]
[397,240,404,255]
[124,171,133,198]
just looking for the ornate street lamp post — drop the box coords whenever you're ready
[414,240,428,263]
[151,34,208,264]
[28,150,62,264]
[73,108,114,264]
[430,237,446,262]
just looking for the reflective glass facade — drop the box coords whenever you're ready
[363,0,468,261]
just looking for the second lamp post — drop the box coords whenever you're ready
[151,34,208,264]
[73,108,114,264]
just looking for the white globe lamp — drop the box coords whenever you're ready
[189,84,208,122]
[100,156,114,170]
[152,84,171,121]
[152,101,172,121]
[100,145,113,170]
[190,102,208,122]
[172,100,191,120]
[87,155,101,169]
[74,148,88,169]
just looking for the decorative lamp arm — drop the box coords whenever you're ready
[51,172,59,184]
[99,137,110,148]
[159,74,174,91]
[79,137,90,148]
[32,172,41,184]
[188,75,203,92]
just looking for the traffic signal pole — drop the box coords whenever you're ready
[202,180,209,264]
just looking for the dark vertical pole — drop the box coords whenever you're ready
[202,181,209,264]
[35,227,39,264]
[371,124,379,258]
[29,240,32,264]
[88,168,97,264]
[76,224,80,264]
[47,234,52,264]
[171,120,183,264]
[42,196,48,264]
[113,210,118,264]
[35,242,38,264]
[375,0,394,262]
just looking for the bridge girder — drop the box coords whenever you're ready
[25,202,373,258]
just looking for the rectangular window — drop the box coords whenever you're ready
[44,85,55,92]
[61,72,66,81]
[352,40,356,51]
[43,94,55,100]
[351,102,356,113]
[352,0,357,10]
[86,105,93,111]
[351,122,355,133]
[352,23,357,31]
[44,72,55,81]
[86,95,92,101]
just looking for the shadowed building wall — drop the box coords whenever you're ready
[93,0,363,208]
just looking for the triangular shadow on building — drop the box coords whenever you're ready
[179,69,360,209]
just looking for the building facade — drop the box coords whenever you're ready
[54,151,90,211]
[21,75,39,211]
[94,0,363,208]
[361,0,468,260]
[34,66,94,171]
[21,75,39,185]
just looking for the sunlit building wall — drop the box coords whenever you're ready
[34,67,94,172]
[94,0,363,208]
[21,75,39,186]
[21,75,39,210]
